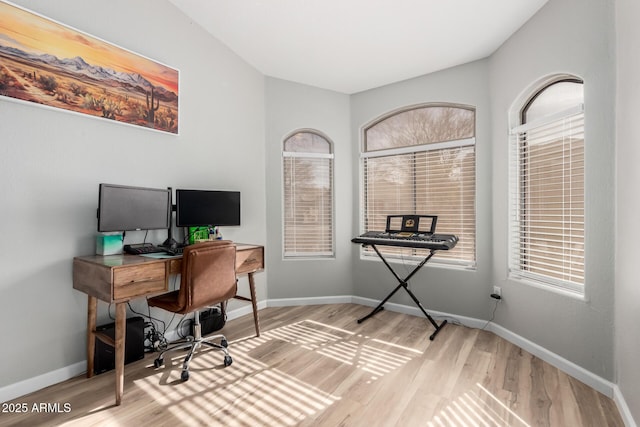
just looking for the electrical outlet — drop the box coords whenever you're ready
[490,286,502,301]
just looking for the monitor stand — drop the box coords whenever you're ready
[161,229,181,250]
[161,187,183,249]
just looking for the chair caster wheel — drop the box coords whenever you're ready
[181,370,189,381]
[154,358,163,368]
[224,355,233,367]
[221,338,228,348]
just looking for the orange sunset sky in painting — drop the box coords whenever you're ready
[0,1,178,93]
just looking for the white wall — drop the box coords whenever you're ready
[350,59,493,320]
[615,0,640,422]
[0,0,266,388]
[264,77,353,299]
[489,0,616,380]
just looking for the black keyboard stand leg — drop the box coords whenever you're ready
[357,282,404,324]
[403,285,448,340]
[357,245,447,341]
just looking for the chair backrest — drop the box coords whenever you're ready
[178,240,237,312]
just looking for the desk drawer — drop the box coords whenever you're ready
[236,246,264,274]
[113,262,167,300]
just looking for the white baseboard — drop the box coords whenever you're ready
[0,361,86,404]
[227,299,268,321]
[1,297,636,427]
[488,322,615,397]
[614,384,639,427]
[350,295,488,329]
[268,295,352,307]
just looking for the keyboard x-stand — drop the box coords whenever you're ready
[352,232,458,341]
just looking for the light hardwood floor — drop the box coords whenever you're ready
[0,304,624,426]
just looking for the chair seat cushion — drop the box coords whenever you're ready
[148,290,186,314]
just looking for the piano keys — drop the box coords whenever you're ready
[351,231,458,251]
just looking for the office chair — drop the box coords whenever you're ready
[148,240,237,381]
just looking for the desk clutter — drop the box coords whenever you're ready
[96,233,124,255]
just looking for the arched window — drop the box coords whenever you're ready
[361,104,476,266]
[283,130,334,258]
[509,77,585,293]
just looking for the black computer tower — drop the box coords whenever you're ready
[198,307,226,336]
[94,316,145,375]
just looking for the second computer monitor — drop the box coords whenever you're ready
[175,189,241,227]
[98,183,171,232]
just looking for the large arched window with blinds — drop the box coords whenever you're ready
[360,104,476,267]
[283,130,334,258]
[509,77,585,294]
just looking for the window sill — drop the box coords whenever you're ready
[283,255,335,261]
[508,273,587,302]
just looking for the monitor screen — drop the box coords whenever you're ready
[97,184,171,232]
[175,189,241,227]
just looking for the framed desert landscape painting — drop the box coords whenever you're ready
[0,0,179,134]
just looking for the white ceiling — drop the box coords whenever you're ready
[169,0,548,94]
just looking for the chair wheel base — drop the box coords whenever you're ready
[181,370,189,381]
[154,358,164,368]
[224,355,233,367]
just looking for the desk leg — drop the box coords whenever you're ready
[248,272,260,337]
[86,296,97,378]
[114,302,126,406]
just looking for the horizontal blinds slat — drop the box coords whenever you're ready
[509,110,584,288]
[283,155,333,256]
[363,147,475,264]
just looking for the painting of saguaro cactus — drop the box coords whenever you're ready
[0,1,179,134]
[145,87,160,126]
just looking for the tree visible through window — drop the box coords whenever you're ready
[283,131,334,258]
[509,77,585,293]
[361,104,476,266]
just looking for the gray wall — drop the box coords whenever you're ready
[615,0,640,422]
[489,0,616,380]
[264,77,353,299]
[350,59,493,321]
[0,0,266,387]
[3,0,637,422]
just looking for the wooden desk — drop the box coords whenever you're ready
[72,243,264,406]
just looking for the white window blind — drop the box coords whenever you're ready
[509,80,585,292]
[283,132,334,258]
[361,105,476,266]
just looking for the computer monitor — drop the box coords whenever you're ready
[175,189,241,227]
[97,184,171,232]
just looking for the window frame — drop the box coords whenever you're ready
[358,103,477,269]
[508,76,585,297]
[282,129,335,260]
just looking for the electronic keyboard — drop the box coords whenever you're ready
[351,231,458,251]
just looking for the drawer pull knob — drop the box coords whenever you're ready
[129,277,155,284]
